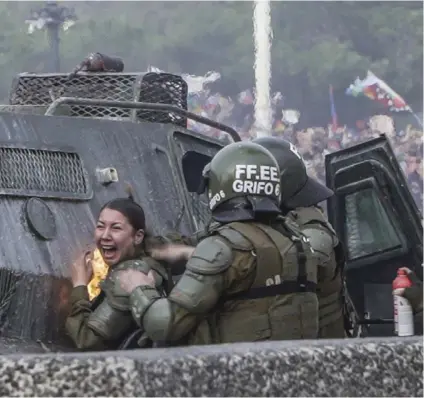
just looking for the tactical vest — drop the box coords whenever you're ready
[199,219,320,343]
[87,255,168,349]
[287,206,346,338]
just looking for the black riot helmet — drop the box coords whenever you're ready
[253,136,334,209]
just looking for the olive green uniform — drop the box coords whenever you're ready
[150,209,347,339]
[287,206,345,338]
[129,219,319,345]
[65,256,168,351]
[129,141,321,344]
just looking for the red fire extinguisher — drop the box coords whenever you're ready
[393,269,414,336]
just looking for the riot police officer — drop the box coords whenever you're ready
[253,136,349,338]
[117,141,320,345]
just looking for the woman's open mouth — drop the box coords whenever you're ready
[101,245,118,262]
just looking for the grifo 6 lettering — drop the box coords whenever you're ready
[209,189,226,209]
[232,164,281,196]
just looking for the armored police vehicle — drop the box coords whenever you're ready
[0,67,421,353]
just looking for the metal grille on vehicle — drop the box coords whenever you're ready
[10,73,137,106]
[0,147,91,200]
[9,72,188,127]
[135,72,188,128]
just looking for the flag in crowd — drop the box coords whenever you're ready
[346,70,411,112]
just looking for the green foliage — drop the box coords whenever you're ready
[0,1,421,119]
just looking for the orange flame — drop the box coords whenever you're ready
[87,249,109,300]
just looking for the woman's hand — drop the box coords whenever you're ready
[151,244,195,263]
[117,269,155,294]
[71,250,94,287]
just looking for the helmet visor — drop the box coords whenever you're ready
[285,176,334,209]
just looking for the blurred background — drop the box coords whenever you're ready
[1,1,422,208]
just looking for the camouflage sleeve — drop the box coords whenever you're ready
[146,224,218,249]
[145,233,199,276]
[165,231,198,246]
[64,286,108,351]
[145,233,195,248]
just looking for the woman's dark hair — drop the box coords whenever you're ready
[100,184,146,232]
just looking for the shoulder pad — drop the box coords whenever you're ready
[290,207,337,236]
[114,259,150,273]
[187,231,205,246]
[302,227,335,257]
[104,258,166,310]
[186,236,233,275]
[101,271,130,311]
[216,225,254,251]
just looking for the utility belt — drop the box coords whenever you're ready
[224,280,317,302]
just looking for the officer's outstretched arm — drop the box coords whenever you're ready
[129,236,233,342]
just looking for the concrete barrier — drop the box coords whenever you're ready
[0,337,422,397]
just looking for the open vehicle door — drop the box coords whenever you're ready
[325,134,423,336]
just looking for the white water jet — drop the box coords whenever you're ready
[253,0,273,138]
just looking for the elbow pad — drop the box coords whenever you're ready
[142,299,174,341]
[130,286,175,341]
[129,285,162,327]
[87,299,133,341]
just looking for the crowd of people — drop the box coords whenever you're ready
[186,87,423,210]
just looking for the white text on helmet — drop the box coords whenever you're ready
[235,164,279,182]
[209,189,226,210]
[232,180,281,196]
